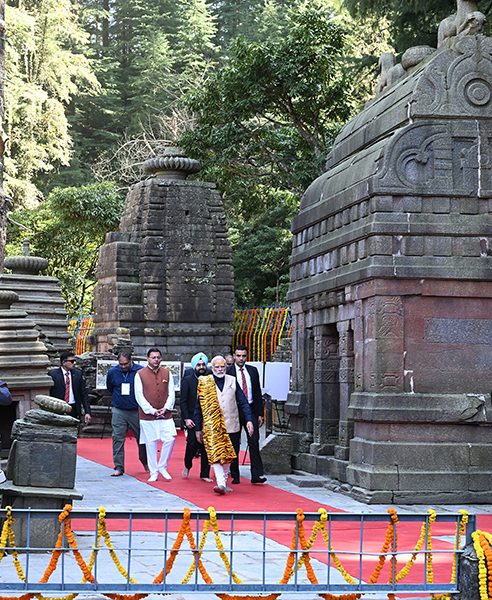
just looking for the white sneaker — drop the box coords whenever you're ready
[0,470,6,484]
[159,468,172,480]
[148,473,158,482]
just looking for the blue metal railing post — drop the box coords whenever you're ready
[466,513,477,546]
[25,507,31,589]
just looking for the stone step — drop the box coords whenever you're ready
[286,470,327,487]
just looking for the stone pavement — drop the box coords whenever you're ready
[75,453,492,516]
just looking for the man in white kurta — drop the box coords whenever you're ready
[135,347,176,482]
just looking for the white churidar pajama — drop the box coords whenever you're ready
[135,372,176,477]
[212,463,230,488]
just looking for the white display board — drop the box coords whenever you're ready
[162,361,182,392]
[248,362,265,384]
[96,359,182,392]
[96,359,118,389]
[238,361,291,401]
[262,362,291,401]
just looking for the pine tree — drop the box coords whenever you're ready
[344,0,491,52]
[5,0,98,208]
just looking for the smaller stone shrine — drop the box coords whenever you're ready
[92,147,234,358]
[0,290,53,451]
[1,395,82,547]
[1,239,70,356]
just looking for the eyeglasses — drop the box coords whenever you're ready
[64,359,76,363]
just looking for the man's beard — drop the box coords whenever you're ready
[196,368,207,375]
[213,372,225,378]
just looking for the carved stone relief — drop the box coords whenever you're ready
[414,36,492,117]
[378,119,492,196]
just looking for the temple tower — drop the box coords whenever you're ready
[0,240,70,355]
[92,147,234,358]
[287,32,492,503]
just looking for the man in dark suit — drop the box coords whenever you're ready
[48,351,92,425]
[180,352,212,482]
[227,344,266,484]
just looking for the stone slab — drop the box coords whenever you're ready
[286,472,326,487]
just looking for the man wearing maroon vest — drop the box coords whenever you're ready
[135,347,176,482]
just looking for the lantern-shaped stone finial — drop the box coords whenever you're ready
[4,238,49,275]
[142,147,201,180]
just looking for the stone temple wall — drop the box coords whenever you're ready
[92,148,234,359]
[286,34,492,504]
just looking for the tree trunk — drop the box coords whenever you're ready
[0,0,7,271]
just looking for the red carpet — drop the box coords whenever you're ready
[77,432,344,515]
[76,434,490,585]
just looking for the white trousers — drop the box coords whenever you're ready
[146,438,175,476]
[212,463,231,488]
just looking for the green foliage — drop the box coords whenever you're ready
[177,5,362,304]
[343,0,492,51]
[6,182,123,315]
[229,196,295,306]
[5,0,99,208]
[3,0,396,310]
[179,6,355,211]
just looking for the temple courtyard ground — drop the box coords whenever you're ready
[2,431,492,599]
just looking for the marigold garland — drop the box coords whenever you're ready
[472,529,492,600]
[425,509,437,584]
[386,508,398,584]
[208,506,242,584]
[279,509,318,584]
[0,504,481,600]
[316,508,357,585]
[480,534,492,600]
[92,506,137,584]
[318,595,361,600]
[431,509,469,600]
[367,509,398,585]
[181,514,212,584]
[0,505,26,583]
[217,596,280,600]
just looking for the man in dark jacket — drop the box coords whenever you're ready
[180,352,212,481]
[106,350,147,476]
[0,380,12,483]
[48,351,92,424]
[227,345,266,484]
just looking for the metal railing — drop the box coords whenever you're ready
[0,507,475,596]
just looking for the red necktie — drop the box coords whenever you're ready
[240,367,248,401]
[64,372,70,403]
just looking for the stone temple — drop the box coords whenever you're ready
[92,147,234,359]
[286,28,492,503]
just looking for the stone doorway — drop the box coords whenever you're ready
[288,311,355,482]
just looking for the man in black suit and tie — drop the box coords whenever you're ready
[48,351,92,425]
[180,352,212,482]
[227,344,266,484]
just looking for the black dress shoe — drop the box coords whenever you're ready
[251,476,267,484]
[231,478,240,484]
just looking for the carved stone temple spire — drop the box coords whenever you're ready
[93,147,234,359]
